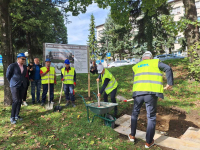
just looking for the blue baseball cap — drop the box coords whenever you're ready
[45,58,51,62]
[64,59,70,64]
[17,53,26,58]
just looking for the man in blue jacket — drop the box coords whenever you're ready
[6,53,27,124]
[29,58,42,104]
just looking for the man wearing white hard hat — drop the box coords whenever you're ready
[96,64,118,117]
[128,51,174,148]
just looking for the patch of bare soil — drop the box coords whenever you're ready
[121,105,200,138]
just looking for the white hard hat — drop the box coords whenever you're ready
[97,64,104,74]
[142,51,152,59]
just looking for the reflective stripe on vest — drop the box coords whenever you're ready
[61,67,75,84]
[41,67,55,84]
[132,59,163,93]
[102,69,118,94]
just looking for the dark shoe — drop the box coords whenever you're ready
[65,101,70,107]
[32,101,35,104]
[128,134,135,142]
[145,140,155,148]
[41,103,45,106]
[15,116,23,121]
[37,100,41,103]
[10,118,16,124]
[72,102,76,107]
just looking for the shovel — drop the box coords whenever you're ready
[54,70,65,112]
[97,81,100,107]
[45,71,54,110]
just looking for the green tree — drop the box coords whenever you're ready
[98,14,134,60]
[87,14,97,59]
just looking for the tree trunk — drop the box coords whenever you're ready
[26,32,33,63]
[0,0,13,106]
[169,47,172,54]
[182,0,200,62]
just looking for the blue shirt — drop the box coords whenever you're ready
[34,65,40,80]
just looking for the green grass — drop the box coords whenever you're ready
[0,58,199,149]
[0,66,3,77]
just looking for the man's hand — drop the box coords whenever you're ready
[96,78,99,82]
[74,82,76,86]
[27,66,30,70]
[61,78,64,81]
[97,93,101,97]
[164,84,172,90]
[30,68,33,71]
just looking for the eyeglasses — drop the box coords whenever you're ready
[21,58,26,60]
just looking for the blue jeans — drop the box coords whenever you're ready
[64,84,74,101]
[131,94,158,144]
[31,80,41,102]
[42,84,54,103]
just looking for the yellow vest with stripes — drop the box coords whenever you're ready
[61,67,75,84]
[41,66,55,84]
[101,69,118,94]
[132,59,163,93]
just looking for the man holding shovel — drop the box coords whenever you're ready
[40,58,56,106]
[61,59,76,107]
[96,64,118,117]
[128,51,173,148]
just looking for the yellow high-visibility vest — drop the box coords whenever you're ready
[101,69,118,94]
[61,67,75,84]
[132,59,163,93]
[40,66,55,84]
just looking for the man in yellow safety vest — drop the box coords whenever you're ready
[128,51,174,148]
[96,64,118,117]
[61,59,76,107]
[40,58,56,106]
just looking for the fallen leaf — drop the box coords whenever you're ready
[11,143,16,146]
[109,147,112,149]
[23,131,28,134]
[89,141,94,145]
[45,142,48,146]
[41,115,45,118]
[77,115,80,119]
[86,133,90,136]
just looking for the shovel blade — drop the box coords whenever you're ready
[45,103,54,110]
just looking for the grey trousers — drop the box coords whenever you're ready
[131,94,158,144]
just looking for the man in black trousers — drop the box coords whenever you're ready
[128,51,173,148]
[6,53,27,124]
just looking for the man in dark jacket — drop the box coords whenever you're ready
[6,53,27,124]
[29,58,42,104]
[90,60,98,74]
[128,51,173,148]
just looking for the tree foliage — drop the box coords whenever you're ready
[98,14,134,60]
[87,14,97,59]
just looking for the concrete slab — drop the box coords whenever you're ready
[115,115,200,150]
[115,114,131,125]
[181,127,200,143]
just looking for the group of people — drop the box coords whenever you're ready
[6,53,76,125]
[6,51,173,149]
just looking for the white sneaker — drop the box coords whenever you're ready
[51,101,54,104]
[23,101,28,106]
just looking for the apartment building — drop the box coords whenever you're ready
[96,0,200,57]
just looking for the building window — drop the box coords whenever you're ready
[175,36,181,44]
[196,1,200,8]
[172,7,181,15]
[98,30,104,36]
